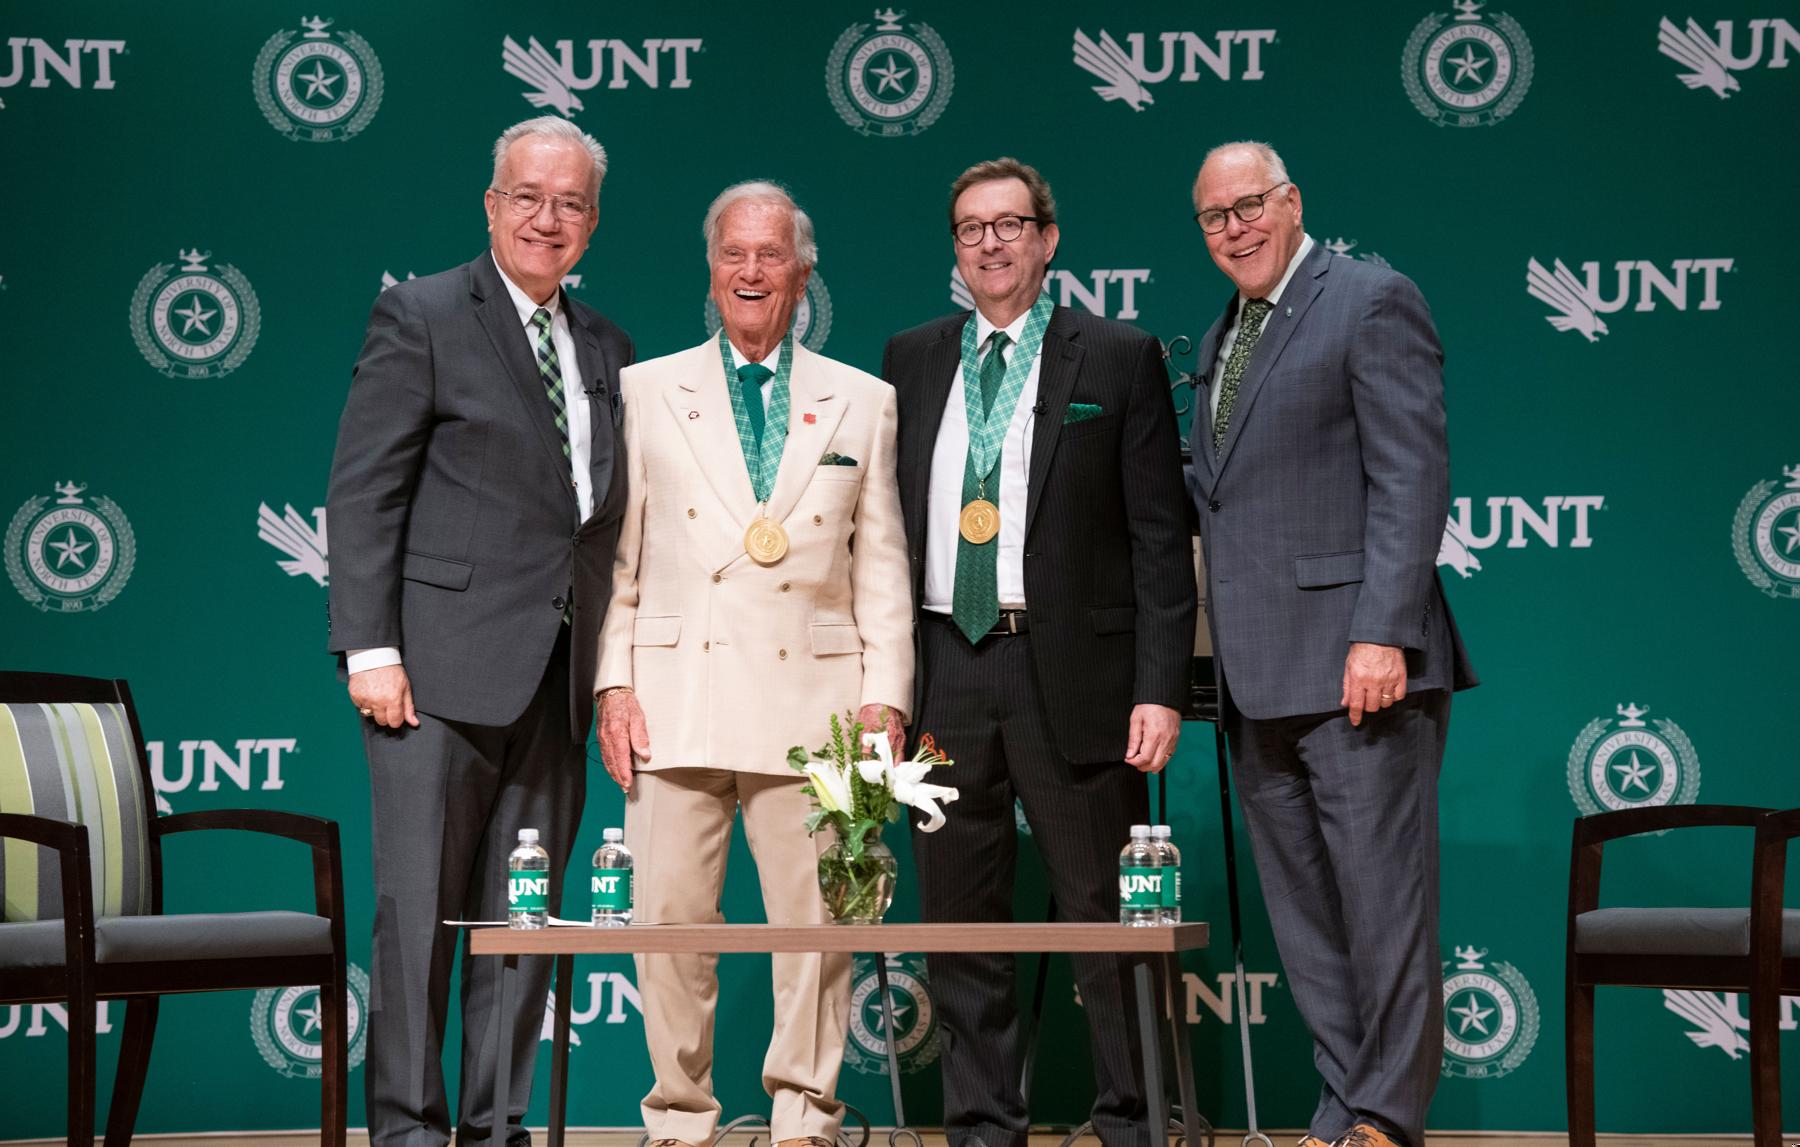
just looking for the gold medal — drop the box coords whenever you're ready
[745,517,789,565]
[959,498,999,545]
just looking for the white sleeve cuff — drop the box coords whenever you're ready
[346,647,403,675]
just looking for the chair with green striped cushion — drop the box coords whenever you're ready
[0,672,347,1147]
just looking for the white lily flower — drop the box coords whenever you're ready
[856,757,887,785]
[863,731,960,832]
[804,760,853,815]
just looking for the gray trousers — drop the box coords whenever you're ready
[1223,687,1449,1147]
[362,631,585,1147]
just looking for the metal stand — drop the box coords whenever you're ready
[874,955,922,1147]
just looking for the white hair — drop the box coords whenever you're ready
[1195,140,1292,204]
[491,116,608,199]
[702,181,818,270]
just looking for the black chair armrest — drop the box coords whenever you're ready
[153,809,344,932]
[0,812,97,979]
[1568,805,1773,928]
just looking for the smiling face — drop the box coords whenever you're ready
[483,135,598,304]
[709,198,810,362]
[1193,147,1303,299]
[952,177,1058,328]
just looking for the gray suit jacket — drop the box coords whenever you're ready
[326,253,634,739]
[1189,243,1475,721]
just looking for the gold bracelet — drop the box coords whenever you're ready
[596,685,635,700]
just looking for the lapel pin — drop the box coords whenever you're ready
[687,410,699,420]
[1285,305,1293,317]
[803,412,817,424]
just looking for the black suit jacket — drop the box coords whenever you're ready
[326,252,634,740]
[883,305,1196,764]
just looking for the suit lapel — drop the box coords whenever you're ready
[665,343,759,531]
[1188,304,1232,496]
[1214,244,1332,477]
[570,303,618,524]
[904,322,965,533]
[1024,309,1082,540]
[766,347,846,525]
[471,257,576,508]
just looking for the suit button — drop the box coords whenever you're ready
[813,515,823,525]
[1208,500,1222,513]
[687,508,697,519]
[552,595,566,610]
[779,582,791,592]
[703,641,710,651]
[712,573,722,584]
[778,649,788,660]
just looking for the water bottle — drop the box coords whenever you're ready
[591,827,634,927]
[1151,825,1182,925]
[507,828,550,929]
[1119,824,1162,926]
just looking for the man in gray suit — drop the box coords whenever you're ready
[326,116,633,1146]
[1186,141,1476,1147]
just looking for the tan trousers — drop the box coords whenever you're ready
[626,767,850,1145]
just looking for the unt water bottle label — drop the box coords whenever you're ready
[1119,867,1162,909]
[592,869,632,912]
[509,873,549,913]
[1165,869,1181,910]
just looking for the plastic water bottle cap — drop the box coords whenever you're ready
[603,827,623,842]
[1151,825,1171,838]
[518,828,540,844]
[1129,824,1150,837]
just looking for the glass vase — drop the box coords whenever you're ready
[817,832,897,924]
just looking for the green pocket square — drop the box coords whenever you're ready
[1063,403,1103,424]
[819,452,859,466]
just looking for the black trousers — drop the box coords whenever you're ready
[362,626,585,1147]
[912,615,1152,1147]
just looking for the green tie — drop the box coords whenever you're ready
[1213,298,1272,450]
[737,362,772,455]
[530,307,571,459]
[952,332,1011,643]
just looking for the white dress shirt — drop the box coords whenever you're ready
[1210,233,1315,419]
[346,255,592,676]
[923,308,1042,613]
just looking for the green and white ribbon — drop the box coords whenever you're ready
[719,328,794,503]
[960,292,1053,484]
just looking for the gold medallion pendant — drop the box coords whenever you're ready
[745,517,790,565]
[959,499,1000,545]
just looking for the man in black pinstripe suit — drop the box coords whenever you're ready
[881,157,1196,1147]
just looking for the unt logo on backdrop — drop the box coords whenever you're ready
[130,249,262,378]
[1322,238,1393,269]
[1567,703,1701,820]
[1658,17,1798,98]
[844,954,941,1075]
[949,267,1150,321]
[1525,256,1732,342]
[826,9,954,137]
[252,17,383,142]
[250,964,369,1079]
[1732,464,1800,601]
[258,502,328,586]
[1435,495,1605,578]
[1664,991,1800,1058]
[0,36,126,102]
[1441,946,1539,1079]
[1069,26,1274,111]
[146,737,296,814]
[7,481,135,613]
[1402,1,1534,127]
[501,33,703,118]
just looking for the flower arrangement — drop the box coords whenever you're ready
[788,711,958,923]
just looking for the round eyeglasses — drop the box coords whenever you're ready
[493,189,593,223]
[1194,183,1288,234]
[952,215,1043,247]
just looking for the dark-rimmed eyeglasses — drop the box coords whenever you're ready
[952,215,1043,247]
[1193,183,1287,234]
[493,188,593,223]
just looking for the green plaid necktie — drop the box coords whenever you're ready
[951,332,1011,643]
[737,362,772,455]
[530,307,571,458]
[1213,297,1272,450]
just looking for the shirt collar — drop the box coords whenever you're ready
[974,299,1036,351]
[491,251,561,327]
[725,337,783,374]
[1241,233,1315,310]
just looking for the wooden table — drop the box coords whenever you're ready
[470,921,1210,1147]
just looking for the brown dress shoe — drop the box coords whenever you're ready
[1299,1137,1335,1147]
[1338,1125,1403,1147]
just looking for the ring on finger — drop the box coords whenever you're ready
[359,707,374,717]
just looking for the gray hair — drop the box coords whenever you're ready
[702,181,818,270]
[491,116,608,198]
[1195,140,1292,202]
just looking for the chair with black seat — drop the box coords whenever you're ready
[0,670,346,1147]
[1566,803,1800,1147]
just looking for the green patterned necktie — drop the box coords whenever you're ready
[530,307,571,459]
[737,363,772,454]
[951,332,1012,642]
[1213,297,1272,450]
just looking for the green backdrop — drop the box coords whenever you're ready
[3,0,1799,1137]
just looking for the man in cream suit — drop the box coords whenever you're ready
[595,181,912,1147]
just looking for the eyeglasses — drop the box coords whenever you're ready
[493,188,593,223]
[1193,183,1288,234]
[951,215,1043,247]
